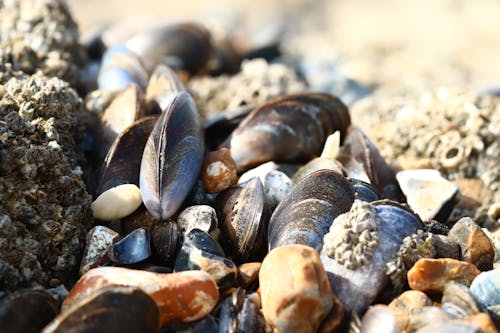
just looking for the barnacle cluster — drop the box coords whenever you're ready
[188,58,307,118]
[323,200,380,270]
[0,0,86,86]
[351,89,500,225]
[386,230,436,292]
[0,74,93,290]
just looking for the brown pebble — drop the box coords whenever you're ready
[259,244,334,333]
[201,148,238,193]
[448,217,494,271]
[458,313,499,333]
[63,267,219,327]
[318,293,346,333]
[389,290,432,331]
[407,258,480,292]
[238,262,261,287]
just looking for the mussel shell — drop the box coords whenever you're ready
[98,44,149,91]
[218,288,245,333]
[42,285,159,333]
[226,93,351,172]
[108,228,151,264]
[150,222,182,267]
[193,315,219,333]
[215,177,269,263]
[291,157,346,183]
[146,64,185,111]
[0,290,59,333]
[372,200,423,239]
[140,91,204,221]
[125,22,211,74]
[351,178,380,202]
[97,116,158,196]
[268,169,355,251]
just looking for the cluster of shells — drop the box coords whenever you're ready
[0,1,499,333]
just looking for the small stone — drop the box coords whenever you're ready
[91,184,143,221]
[448,217,494,271]
[317,292,346,333]
[238,262,261,288]
[177,205,218,236]
[360,305,400,333]
[63,267,219,327]
[469,269,500,308]
[108,228,151,265]
[388,290,433,331]
[408,306,454,332]
[263,170,295,211]
[80,226,121,276]
[457,313,499,333]
[396,169,460,222]
[201,148,238,193]
[407,258,480,292]
[260,244,334,333]
[43,286,158,333]
[415,321,482,333]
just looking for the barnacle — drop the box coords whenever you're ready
[0,73,93,290]
[386,230,436,292]
[0,0,86,86]
[324,200,380,270]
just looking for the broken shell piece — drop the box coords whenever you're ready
[91,184,143,221]
[108,228,151,264]
[320,131,341,159]
[396,169,460,222]
[177,205,218,236]
[80,226,122,276]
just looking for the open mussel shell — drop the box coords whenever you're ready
[268,169,355,251]
[43,285,159,333]
[97,116,158,196]
[226,92,351,172]
[140,91,204,221]
[125,22,212,75]
[337,125,404,201]
[0,289,60,333]
[215,177,269,263]
[98,44,149,91]
[146,64,185,112]
[108,228,151,265]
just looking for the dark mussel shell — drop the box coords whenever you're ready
[125,22,212,75]
[43,285,159,333]
[215,177,269,263]
[145,64,185,112]
[108,228,151,265]
[268,169,355,251]
[140,91,204,221]
[150,222,182,267]
[350,178,380,202]
[337,126,404,201]
[226,93,351,172]
[0,289,60,333]
[98,44,149,91]
[97,116,158,196]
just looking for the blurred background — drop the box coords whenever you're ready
[69,0,500,89]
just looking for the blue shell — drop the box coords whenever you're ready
[470,269,500,308]
[108,228,151,264]
[98,45,148,91]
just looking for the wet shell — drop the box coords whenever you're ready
[97,116,158,196]
[226,93,351,172]
[337,126,404,201]
[268,169,355,251]
[145,64,185,111]
[125,22,212,74]
[98,44,149,91]
[215,177,269,263]
[140,91,204,220]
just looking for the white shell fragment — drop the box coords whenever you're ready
[396,169,459,221]
[91,184,143,221]
[320,131,341,159]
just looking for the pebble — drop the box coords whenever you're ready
[457,313,499,333]
[91,184,143,221]
[259,244,334,333]
[237,262,261,288]
[407,258,481,292]
[43,286,158,333]
[469,269,500,308]
[63,267,219,327]
[448,217,494,271]
[396,169,460,222]
[177,205,218,236]
[200,148,238,193]
[108,227,151,265]
[415,321,483,333]
[80,225,121,276]
[359,305,401,333]
[388,290,432,331]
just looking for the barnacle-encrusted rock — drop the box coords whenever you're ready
[386,230,436,292]
[0,74,93,290]
[188,58,307,119]
[323,200,380,269]
[351,89,500,226]
[0,0,86,86]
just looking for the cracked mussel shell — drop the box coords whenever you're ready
[215,177,269,263]
[225,92,351,172]
[140,91,204,221]
[268,169,355,251]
